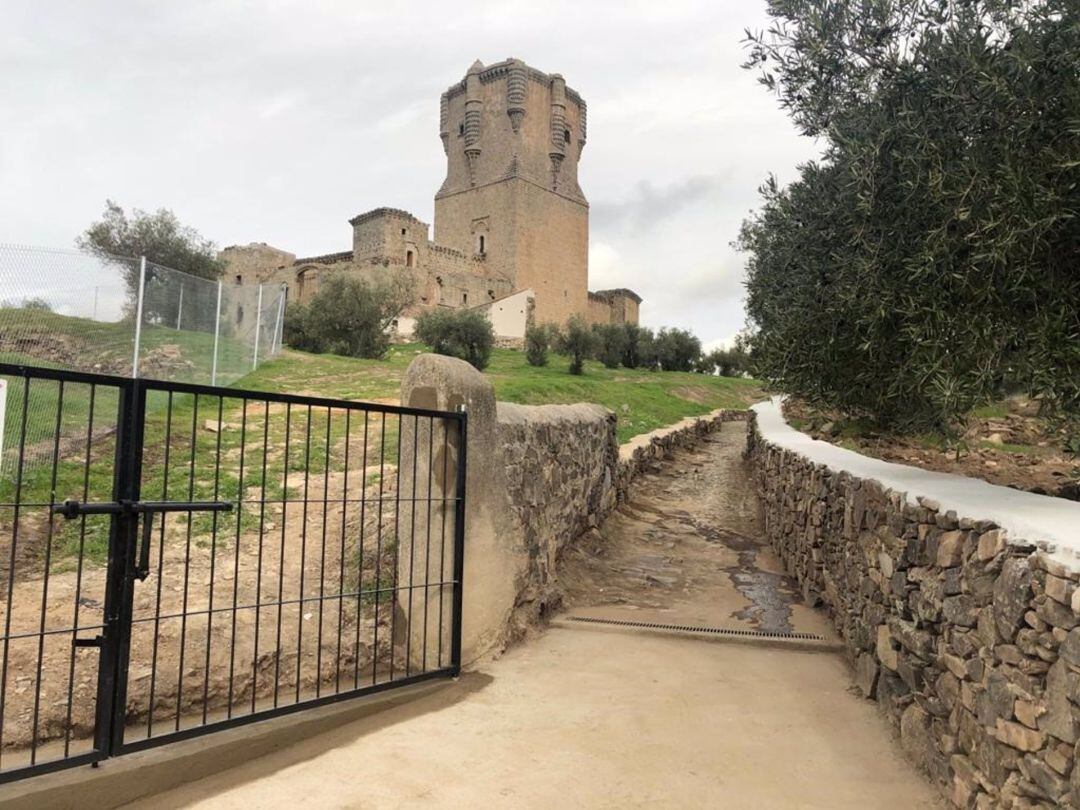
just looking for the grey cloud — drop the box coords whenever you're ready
[1,0,819,348]
[590,175,725,233]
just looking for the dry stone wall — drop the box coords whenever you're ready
[398,354,746,664]
[747,401,1080,809]
[496,403,745,639]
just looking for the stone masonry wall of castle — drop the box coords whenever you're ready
[746,409,1080,808]
[220,58,639,331]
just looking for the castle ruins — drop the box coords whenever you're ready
[222,58,641,339]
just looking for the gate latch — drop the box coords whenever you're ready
[53,499,233,580]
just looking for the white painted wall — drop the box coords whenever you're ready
[476,288,534,338]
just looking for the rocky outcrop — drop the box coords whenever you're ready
[747,402,1080,808]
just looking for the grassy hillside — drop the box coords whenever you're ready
[241,345,765,443]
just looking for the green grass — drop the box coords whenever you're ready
[243,345,765,443]
[972,402,1011,419]
[0,307,256,383]
[2,321,764,570]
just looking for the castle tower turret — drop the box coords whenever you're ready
[433,58,589,325]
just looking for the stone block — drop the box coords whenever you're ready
[1039,659,1080,745]
[1014,699,1042,729]
[855,652,880,699]
[937,530,966,567]
[977,529,1006,561]
[877,624,899,671]
[900,704,939,776]
[994,558,1035,643]
[996,718,1046,752]
[1046,574,1076,607]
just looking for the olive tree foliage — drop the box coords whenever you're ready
[556,315,597,375]
[525,323,554,367]
[592,324,630,369]
[654,328,702,372]
[699,345,751,378]
[78,200,226,328]
[739,0,1080,430]
[284,274,414,359]
[415,307,495,371]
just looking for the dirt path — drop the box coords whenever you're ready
[123,421,943,809]
[558,425,831,636]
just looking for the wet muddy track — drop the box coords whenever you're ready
[560,423,814,636]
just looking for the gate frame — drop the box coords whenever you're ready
[0,363,467,783]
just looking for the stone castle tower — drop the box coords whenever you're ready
[433,59,589,325]
[222,58,640,337]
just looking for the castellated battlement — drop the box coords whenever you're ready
[437,58,587,204]
[221,58,639,337]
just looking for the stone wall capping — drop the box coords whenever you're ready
[752,397,1080,570]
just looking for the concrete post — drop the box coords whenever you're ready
[397,354,522,670]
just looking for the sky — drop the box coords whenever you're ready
[0,0,820,350]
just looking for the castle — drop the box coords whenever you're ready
[222,58,641,339]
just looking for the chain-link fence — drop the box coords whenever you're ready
[0,244,286,480]
[0,244,285,384]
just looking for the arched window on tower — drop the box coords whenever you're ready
[564,128,571,145]
[406,250,414,267]
[478,234,486,255]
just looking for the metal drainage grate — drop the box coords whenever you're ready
[565,616,826,642]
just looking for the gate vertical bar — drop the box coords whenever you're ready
[449,407,467,675]
[93,379,146,756]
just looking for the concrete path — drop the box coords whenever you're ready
[125,424,943,809]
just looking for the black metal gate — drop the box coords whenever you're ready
[0,362,466,783]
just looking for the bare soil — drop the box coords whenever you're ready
[124,423,942,810]
[0,407,452,763]
[784,398,1080,501]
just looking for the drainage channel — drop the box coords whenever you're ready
[564,615,827,642]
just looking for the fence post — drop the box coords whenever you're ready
[272,285,286,355]
[176,283,184,330]
[211,280,223,386]
[131,256,147,378]
[252,284,263,371]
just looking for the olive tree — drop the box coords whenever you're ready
[740,0,1080,430]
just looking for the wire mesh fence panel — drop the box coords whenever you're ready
[0,245,285,483]
[0,245,136,374]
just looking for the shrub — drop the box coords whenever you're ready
[620,324,647,369]
[703,348,748,378]
[637,328,660,371]
[525,324,552,367]
[556,315,596,375]
[414,308,495,371]
[592,323,628,369]
[282,274,412,359]
[654,327,701,372]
